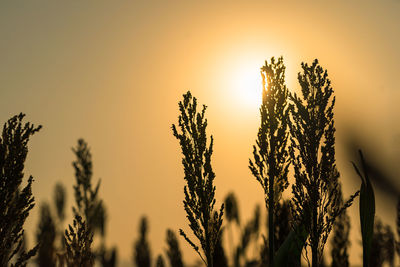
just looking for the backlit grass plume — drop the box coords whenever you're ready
[289,60,358,267]
[72,139,106,236]
[0,113,41,266]
[172,91,224,267]
[249,56,290,265]
[64,214,94,267]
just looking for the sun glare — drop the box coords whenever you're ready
[230,61,263,110]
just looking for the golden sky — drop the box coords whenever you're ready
[1,0,400,266]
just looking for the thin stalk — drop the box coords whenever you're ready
[268,175,275,265]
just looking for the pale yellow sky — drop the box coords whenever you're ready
[1,0,400,266]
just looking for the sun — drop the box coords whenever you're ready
[230,60,263,110]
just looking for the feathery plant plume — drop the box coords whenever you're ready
[166,229,184,267]
[72,139,106,236]
[369,218,395,267]
[64,214,94,267]
[156,255,165,267]
[289,60,359,267]
[0,113,41,266]
[249,56,290,265]
[172,91,224,267]
[134,216,151,267]
[330,184,350,267]
[36,203,57,267]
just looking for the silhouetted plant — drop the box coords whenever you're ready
[289,60,358,267]
[224,192,240,263]
[274,200,292,251]
[134,216,151,267]
[352,150,375,267]
[396,197,400,257]
[260,200,292,267]
[54,182,66,222]
[0,113,41,266]
[99,245,117,267]
[225,192,240,226]
[36,203,56,267]
[72,139,105,236]
[233,204,260,267]
[166,229,184,267]
[172,91,224,267]
[330,185,350,267]
[213,229,228,267]
[368,217,395,267]
[64,214,94,267]
[156,255,165,267]
[249,57,290,265]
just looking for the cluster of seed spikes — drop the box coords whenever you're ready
[289,60,359,266]
[172,91,224,267]
[64,214,94,267]
[0,113,41,266]
[249,56,290,265]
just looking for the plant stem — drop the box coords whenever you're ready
[268,175,275,265]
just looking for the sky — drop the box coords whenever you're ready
[1,0,400,266]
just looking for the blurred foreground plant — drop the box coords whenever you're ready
[352,150,375,267]
[134,216,151,267]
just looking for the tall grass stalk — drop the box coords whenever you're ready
[0,113,41,266]
[289,60,358,267]
[172,91,224,267]
[249,57,290,265]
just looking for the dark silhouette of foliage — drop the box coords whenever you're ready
[134,216,151,267]
[396,197,400,257]
[99,245,117,267]
[260,200,293,267]
[289,60,358,267]
[233,204,260,267]
[172,91,224,267]
[54,182,66,222]
[156,255,165,267]
[64,214,94,267]
[352,150,375,267]
[249,57,290,265]
[71,139,115,267]
[274,200,292,251]
[36,203,56,267]
[224,192,240,264]
[330,185,350,267]
[165,229,184,267]
[72,139,106,236]
[225,192,240,226]
[369,218,395,267]
[0,113,41,266]
[213,229,228,267]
